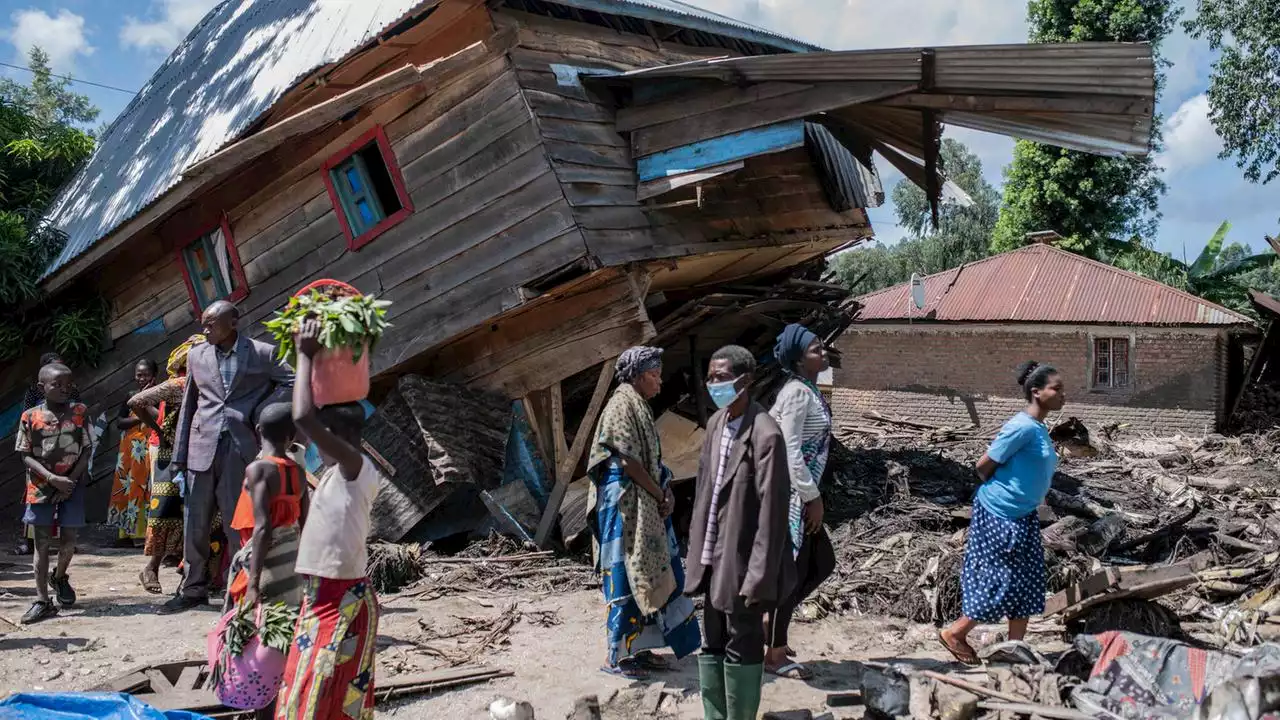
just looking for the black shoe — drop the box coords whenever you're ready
[158,594,207,615]
[20,600,57,624]
[51,574,76,607]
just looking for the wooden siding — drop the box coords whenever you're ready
[495,9,871,271]
[0,19,592,518]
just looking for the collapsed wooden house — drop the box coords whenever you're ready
[0,0,1157,541]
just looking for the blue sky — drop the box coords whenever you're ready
[2,0,1276,260]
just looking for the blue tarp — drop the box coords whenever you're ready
[0,692,209,720]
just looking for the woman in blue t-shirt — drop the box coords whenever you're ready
[939,361,1065,664]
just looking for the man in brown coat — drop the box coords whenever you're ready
[686,345,796,720]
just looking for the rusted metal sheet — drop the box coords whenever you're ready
[855,244,1255,327]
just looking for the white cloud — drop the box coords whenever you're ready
[3,9,94,73]
[1158,94,1223,174]
[121,0,220,52]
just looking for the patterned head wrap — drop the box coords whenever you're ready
[774,323,818,372]
[615,346,664,384]
[166,334,206,377]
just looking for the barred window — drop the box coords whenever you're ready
[1093,338,1131,389]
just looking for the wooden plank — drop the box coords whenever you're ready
[574,205,652,230]
[877,91,1149,115]
[634,82,915,157]
[636,121,805,182]
[616,82,808,132]
[562,183,640,207]
[174,664,203,692]
[550,382,568,469]
[523,88,615,122]
[146,669,175,693]
[543,139,632,170]
[393,69,524,172]
[535,358,617,548]
[537,117,628,148]
[399,96,538,194]
[548,164,635,186]
[636,161,743,201]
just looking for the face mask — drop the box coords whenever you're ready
[706,377,742,409]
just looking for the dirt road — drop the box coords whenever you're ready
[0,547,980,718]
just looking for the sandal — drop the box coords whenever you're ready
[140,569,162,594]
[600,658,648,679]
[767,662,813,680]
[20,600,57,625]
[633,651,670,671]
[938,629,979,666]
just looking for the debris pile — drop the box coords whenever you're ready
[816,415,1280,642]
[377,533,596,600]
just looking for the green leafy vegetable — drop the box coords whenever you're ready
[211,601,300,688]
[263,288,391,365]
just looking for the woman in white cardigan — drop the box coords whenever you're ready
[764,324,837,680]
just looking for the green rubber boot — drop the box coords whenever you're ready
[698,654,728,720]
[724,661,764,720]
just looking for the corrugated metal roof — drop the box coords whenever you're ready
[614,42,1155,156]
[549,0,822,52]
[41,0,431,278]
[855,244,1255,327]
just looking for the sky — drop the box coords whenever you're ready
[1,0,1276,260]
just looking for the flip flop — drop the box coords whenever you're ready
[767,662,813,680]
[632,651,671,671]
[938,630,979,666]
[600,658,648,680]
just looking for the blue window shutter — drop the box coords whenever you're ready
[331,150,387,237]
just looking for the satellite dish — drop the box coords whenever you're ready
[910,273,926,311]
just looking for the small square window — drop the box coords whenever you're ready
[176,218,247,314]
[322,125,414,250]
[1092,337,1131,390]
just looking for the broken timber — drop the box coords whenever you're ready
[96,660,511,715]
[1043,551,1214,618]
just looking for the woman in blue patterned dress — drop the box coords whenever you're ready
[587,346,701,679]
[940,360,1065,664]
[765,324,836,680]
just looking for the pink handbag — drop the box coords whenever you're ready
[207,605,287,710]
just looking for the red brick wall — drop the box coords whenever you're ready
[832,324,1227,435]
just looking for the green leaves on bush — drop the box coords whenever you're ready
[264,289,391,365]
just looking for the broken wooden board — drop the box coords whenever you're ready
[1044,551,1214,618]
[99,661,511,715]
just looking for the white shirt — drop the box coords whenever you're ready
[295,455,380,579]
[700,416,742,567]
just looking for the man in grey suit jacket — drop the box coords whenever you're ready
[161,300,293,613]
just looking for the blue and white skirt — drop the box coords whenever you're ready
[960,501,1046,622]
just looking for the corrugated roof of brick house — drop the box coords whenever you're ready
[854,243,1256,327]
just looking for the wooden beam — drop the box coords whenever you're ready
[877,92,1151,115]
[636,161,742,201]
[616,81,809,132]
[549,382,568,468]
[632,82,916,157]
[534,359,617,548]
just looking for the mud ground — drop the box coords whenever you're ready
[0,543,1056,718]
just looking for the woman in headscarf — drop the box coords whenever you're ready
[128,335,210,594]
[939,361,1064,665]
[588,345,701,679]
[108,359,158,545]
[765,323,837,680]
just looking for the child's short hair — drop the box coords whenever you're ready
[38,363,72,384]
[257,402,296,445]
[317,402,365,440]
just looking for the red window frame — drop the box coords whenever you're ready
[321,125,415,251]
[175,215,249,315]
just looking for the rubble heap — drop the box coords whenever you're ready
[816,414,1280,644]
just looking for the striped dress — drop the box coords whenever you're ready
[769,378,832,554]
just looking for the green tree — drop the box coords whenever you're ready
[1106,221,1276,316]
[990,0,1178,257]
[830,138,1000,295]
[0,47,105,366]
[1184,0,1280,185]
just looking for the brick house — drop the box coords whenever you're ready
[832,244,1259,435]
